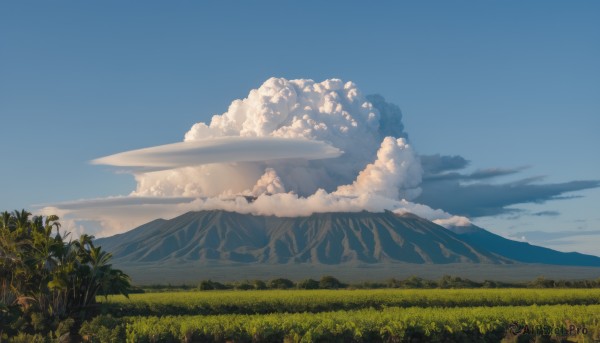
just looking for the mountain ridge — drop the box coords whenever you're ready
[446,224,600,267]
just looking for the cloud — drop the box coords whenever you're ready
[366,94,407,139]
[532,210,560,217]
[92,137,342,172]
[468,167,527,180]
[39,196,197,237]
[38,181,468,238]
[416,178,600,217]
[41,132,465,237]
[249,168,286,196]
[423,166,526,182]
[336,137,422,200]
[420,154,470,175]
[129,78,416,198]
[43,78,437,236]
[39,196,195,210]
[38,77,596,240]
[419,153,598,218]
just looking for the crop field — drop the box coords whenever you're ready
[101,288,600,316]
[81,289,600,342]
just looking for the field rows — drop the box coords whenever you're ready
[84,304,600,342]
[101,289,600,316]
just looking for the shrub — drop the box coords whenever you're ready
[198,280,229,291]
[297,279,320,290]
[79,315,126,343]
[235,282,254,291]
[269,278,294,289]
[253,280,267,290]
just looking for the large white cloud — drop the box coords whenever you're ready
[41,77,470,237]
[133,78,396,197]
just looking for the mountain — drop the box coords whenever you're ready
[96,210,511,265]
[446,225,600,267]
[95,210,600,268]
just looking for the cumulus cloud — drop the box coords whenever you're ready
[133,77,409,198]
[366,94,407,139]
[336,137,422,200]
[249,168,286,196]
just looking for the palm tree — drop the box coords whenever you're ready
[0,209,131,337]
[0,211,13,231]
[12,209,31,236]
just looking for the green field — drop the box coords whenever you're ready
[101,289,600,316]
[82,289,600,342]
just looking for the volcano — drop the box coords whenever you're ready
[96,210,600,267]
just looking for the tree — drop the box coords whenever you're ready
[268,278,294,289]
[252,280,267,290]
[319,276,343,289]
[297,278,319,290]
[0,210,131,338]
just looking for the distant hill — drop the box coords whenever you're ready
[446,225,600,267]
[96,210,510,264]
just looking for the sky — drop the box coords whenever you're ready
[1,1,599,256]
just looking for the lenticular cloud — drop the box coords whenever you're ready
[92,137,342,172]
[45,77,469,237]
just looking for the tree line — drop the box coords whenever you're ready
[142,275,600,292]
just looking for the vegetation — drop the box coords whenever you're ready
[3,209,600,342]
[318,275,344,289]
[100,288,600,317]
[267,278,294,290]
[297,278,319,290]
[81,305,600,343]
[0,210,131,340]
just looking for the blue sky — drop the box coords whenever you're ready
[1,1,599,254]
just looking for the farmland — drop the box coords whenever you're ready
[81,289,600,342]
[101,288,600,316]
